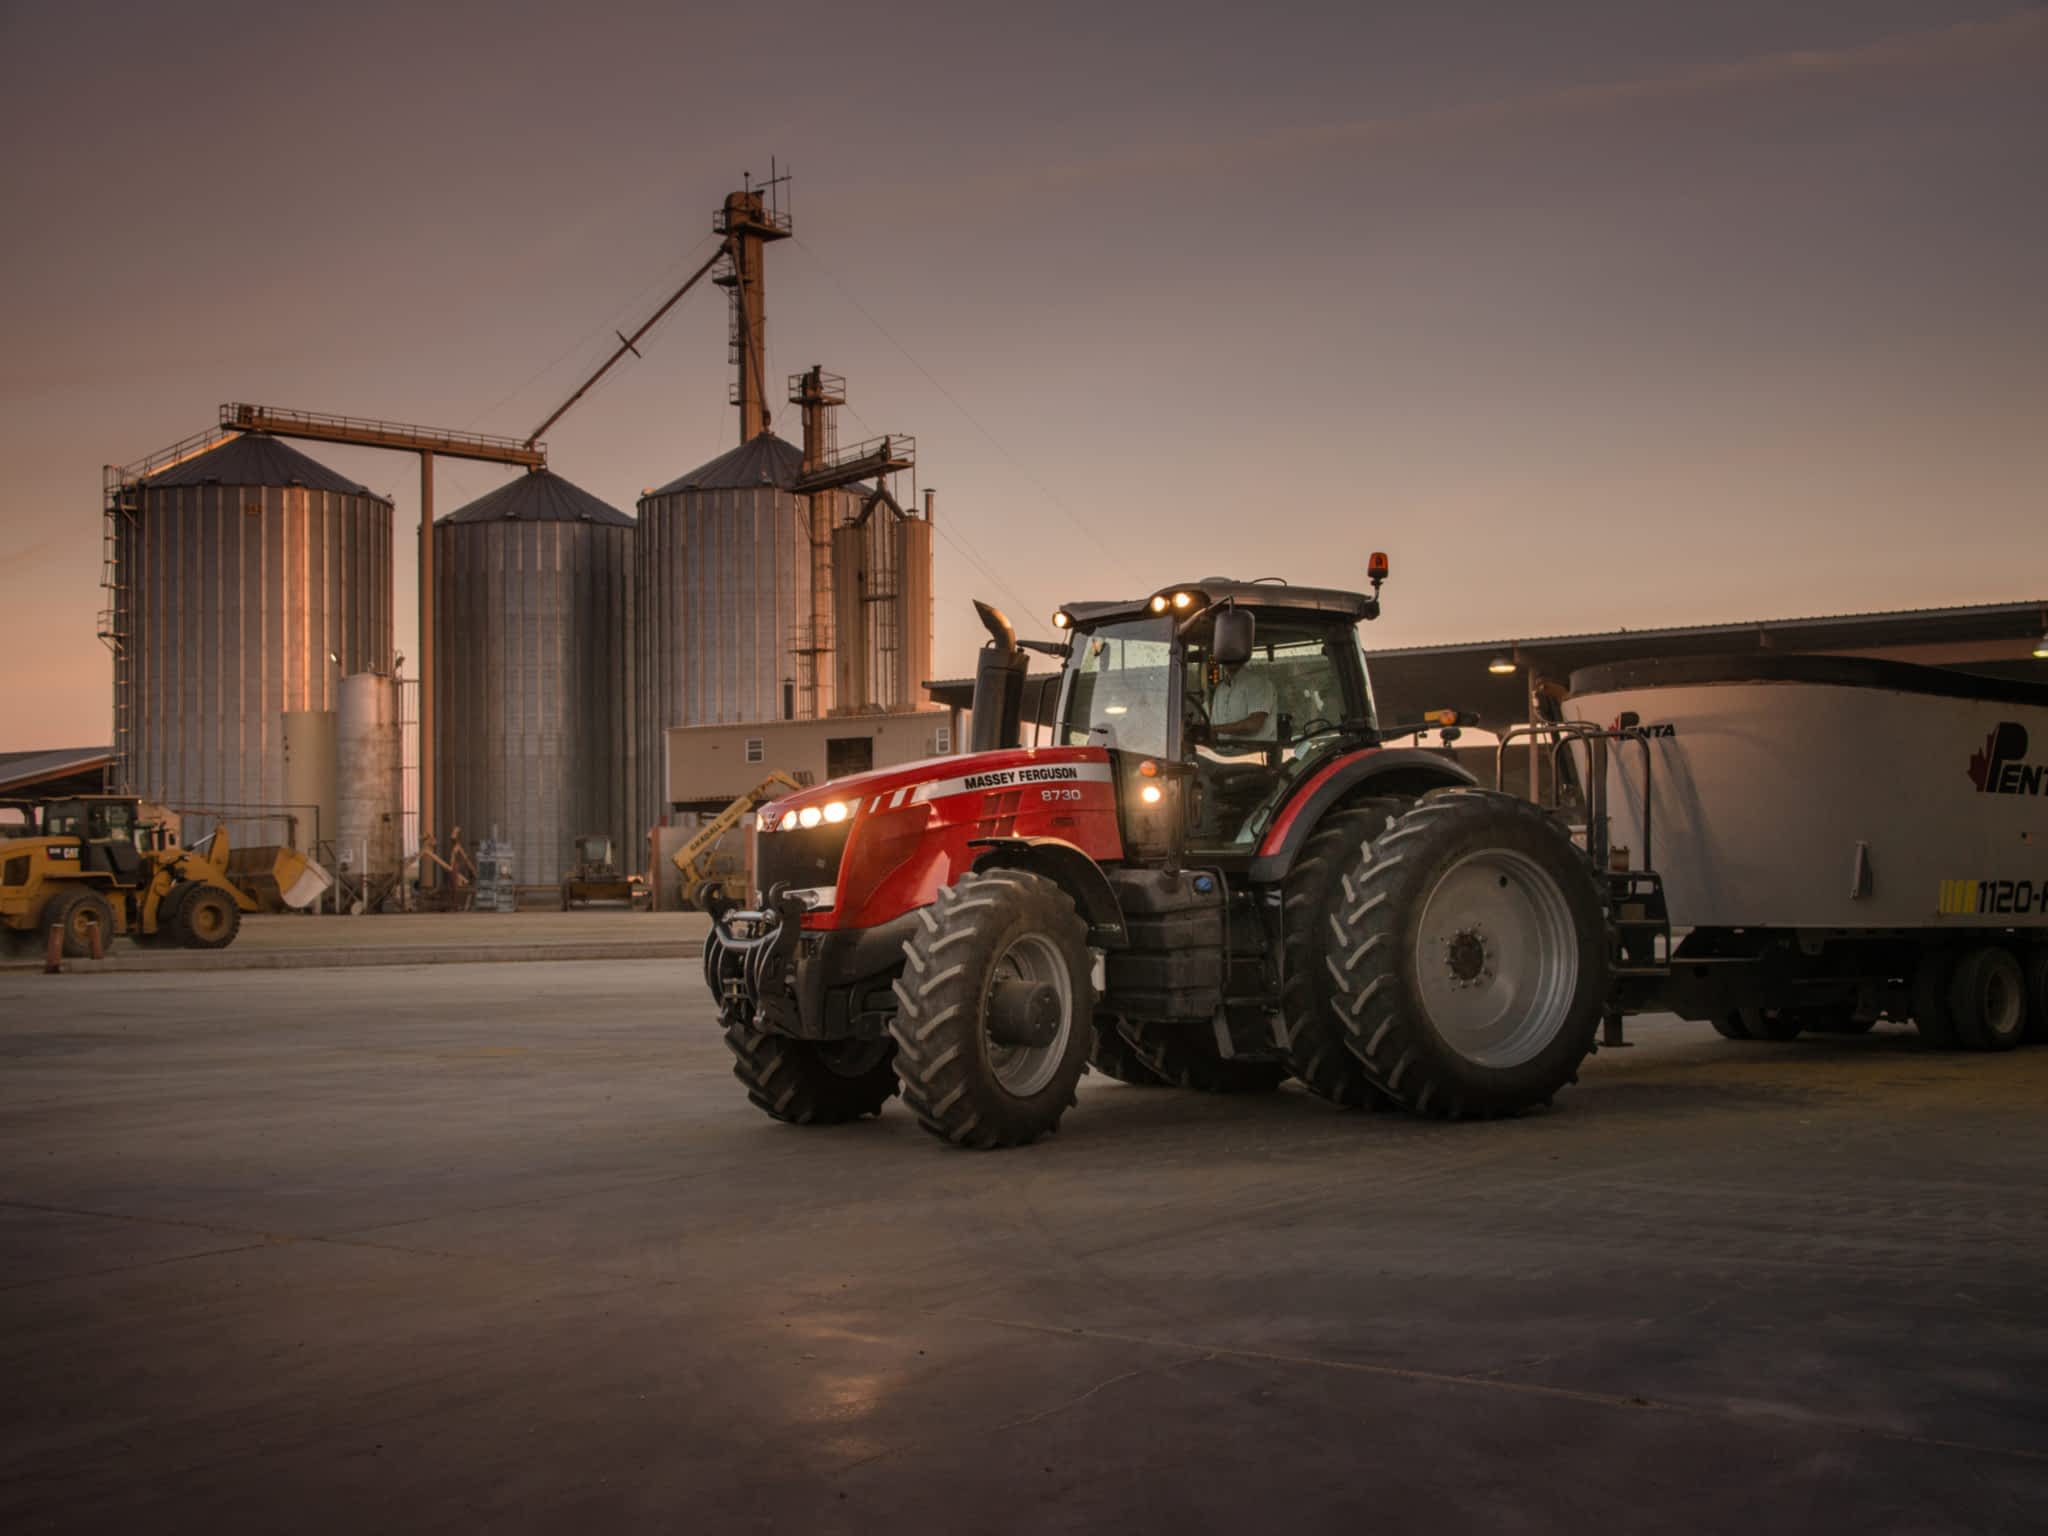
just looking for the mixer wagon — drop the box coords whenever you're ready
[1565,654,2048,1049]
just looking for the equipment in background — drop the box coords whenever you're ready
[0,795,329,956]
[561,835,646,911]
[672,773,803,911]
[473,835,516,913]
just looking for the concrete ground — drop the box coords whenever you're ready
[2,963,2043,1534]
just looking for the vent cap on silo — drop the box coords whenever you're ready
[441,468,632,526]
[139,434,377,495]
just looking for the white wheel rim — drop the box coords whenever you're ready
[985,932,1074,1096]
[1413,848,1579,1069]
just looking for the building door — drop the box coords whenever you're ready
[826,737,874,779]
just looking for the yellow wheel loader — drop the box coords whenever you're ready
[0,796,329,957]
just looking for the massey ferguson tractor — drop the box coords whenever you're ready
[704,563,1614,1148]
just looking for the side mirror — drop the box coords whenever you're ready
[1212,607,1255,668]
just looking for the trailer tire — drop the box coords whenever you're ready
[1280,800,1405,1109]
[1088,1013,1168,1086]
[889,870,1094,1148]
[1331,789,1608,1118]
[171,884,240,950]
[1710,1011,1752,1041]
[42,888,115,958]
[1948,945,2026,1053]
[1116,1020,1288,1093]
[722,1025,899,1124]
[1911,948,1962,1050]
[2027,948,2048,1044]
[1739,1008,1806,1043]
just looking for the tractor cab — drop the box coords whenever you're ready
[1050,580,1384,862]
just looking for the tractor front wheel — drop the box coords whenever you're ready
[890,869,1093,1148]
[723,1027,899,1124]
[1330,790,1607,1118]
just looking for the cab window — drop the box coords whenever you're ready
[1057,618,1175,759]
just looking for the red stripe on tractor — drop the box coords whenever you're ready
[1256,749,1377,857]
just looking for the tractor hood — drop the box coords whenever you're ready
[759,745,1114,829]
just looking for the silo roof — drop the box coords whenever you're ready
[139,433,375,495]
[441,469,632,526]
[646,433,802,496]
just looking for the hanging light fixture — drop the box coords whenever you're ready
[2032,632,2048,660]
[1488,654,1517,675]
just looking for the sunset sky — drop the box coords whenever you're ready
[2,0,2042,750]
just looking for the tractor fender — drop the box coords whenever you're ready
[969,837,1127,947]
[1246,747,1475,883]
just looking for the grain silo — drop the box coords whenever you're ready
[831,490,936,715]
[113,434,393,842]
[435,470,634,887]
[633,436,864,827]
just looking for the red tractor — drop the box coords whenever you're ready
[704,567,1611,1148]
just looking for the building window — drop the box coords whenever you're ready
[826,737,875,778]
[934,723,952,754]
[745,737,765,764]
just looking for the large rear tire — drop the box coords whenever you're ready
[890,869,1094,1148]
[723,1026,899,1124]
[1281,800,1405,1109]
[42,888,115,958]
[1329,789,1608,1118]
[1948,944,2026,1052]
[1116,1019,1288,1093]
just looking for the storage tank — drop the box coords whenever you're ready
[436,470,633,887]
[280,708,337,854]
[336,672,403,888]
[117,434,393,842]
[634,435,858,829]
[831,493,936,715]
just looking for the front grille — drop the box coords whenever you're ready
[756,820,854,900]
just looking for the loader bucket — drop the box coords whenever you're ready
[275,846,333,911]
[225,843,332,911]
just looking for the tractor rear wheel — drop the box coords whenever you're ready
[1948,944,2026,1052]
[171,884,241,949]
[1281,799,1406,1109]
[723,1026,899,1124]
[1329,789,1607,1118]
[890,869,1093,1148]
[43,888,115,958]
[1088,1013,1168,1086]
[1116,1019,1288,1093]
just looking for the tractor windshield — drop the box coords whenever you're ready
[1185,613,1374,851]
[1057,618,1175,759]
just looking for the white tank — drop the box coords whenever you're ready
[281,708,337,854]
[337,673,403,882]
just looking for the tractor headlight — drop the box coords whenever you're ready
[1150,595,1169,613]
[778,811,798,832]
[1139,784,1163,805]
[798,806,823,829]
[822,800,849,824]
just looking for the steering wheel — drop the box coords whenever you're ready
[1292,717,1336,741]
